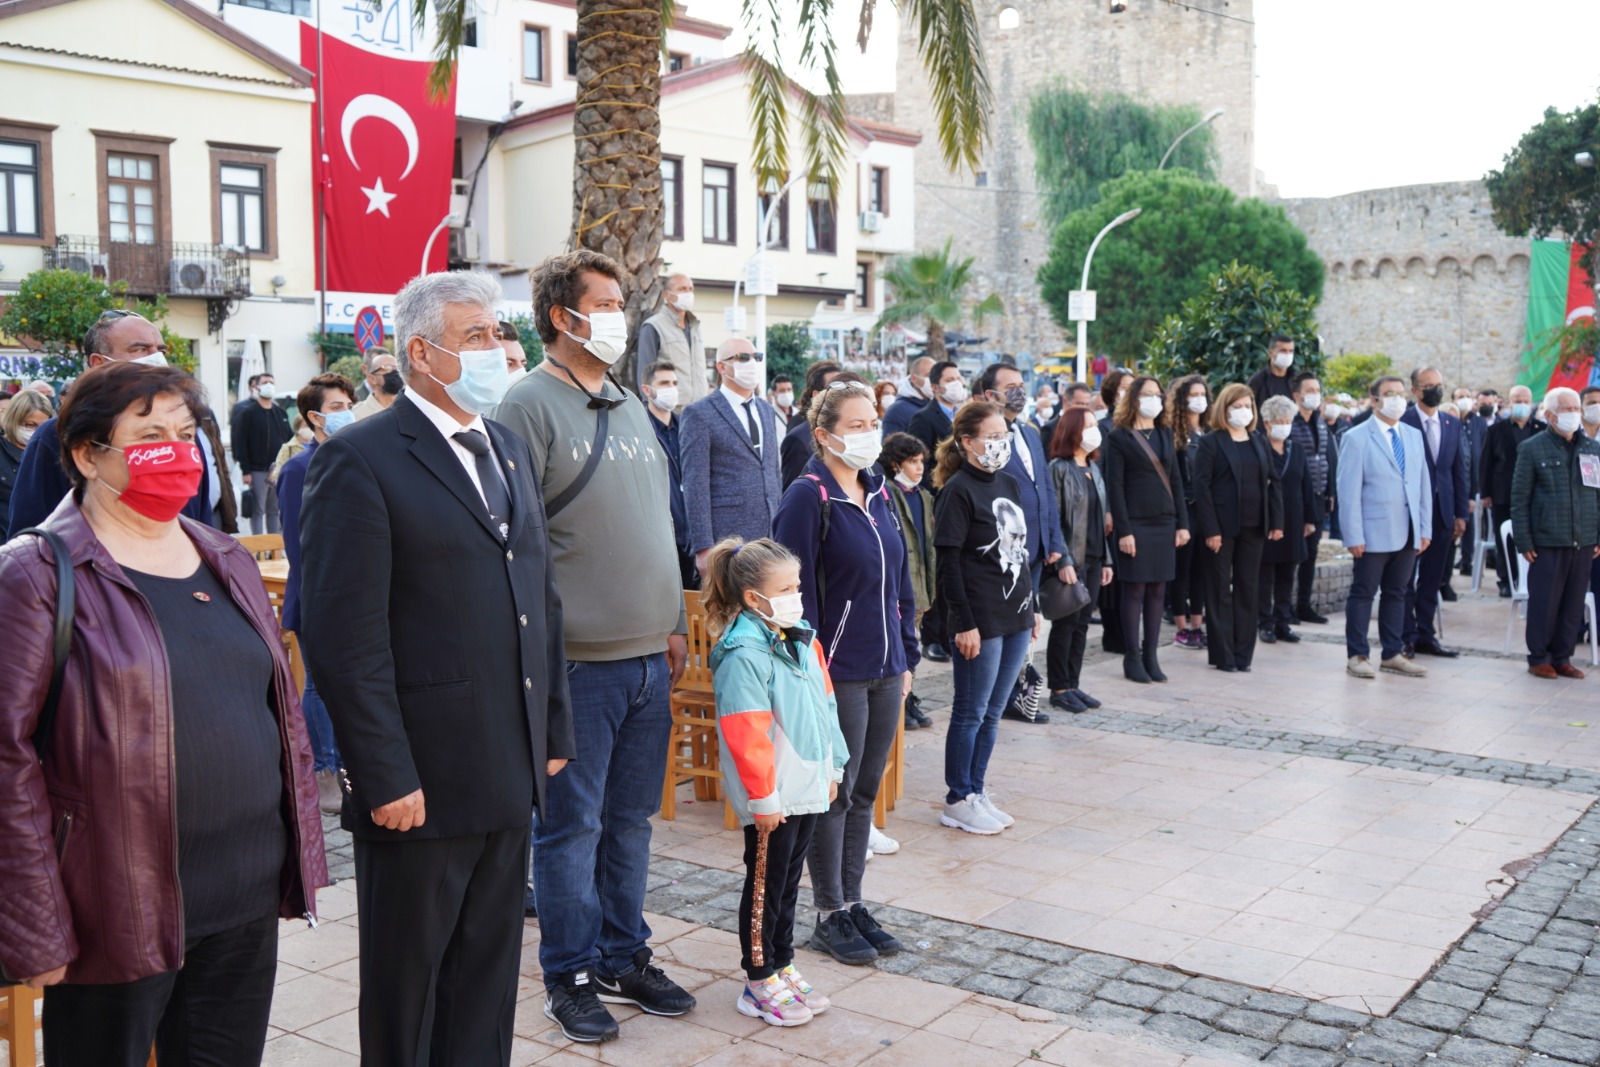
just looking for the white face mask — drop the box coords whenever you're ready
[752,589,805,629]
[1455,398,1475,416]
[827,428,882,471]
[1272,351,1294,370]
[941,380,967,405]
[505,367,529,386]
[893,471,920,491]
[1138,396,1164,420]
[1380,395,1407,420]
[1556,411,1583,435]
[650,386,679,411]
[1585,403,1600,426]
[17,426,36,446]
[1227,406,1253,428]
[564,307,629,365]
[972,437,1012,472]
[669,290,695,312]
[1300,393,1321,411]
[257,382,277,400]
[118,353,168,368]
[1269,422,1292,441]
[1080,427,1103,453]
[1324,405,1343,421]
[1186,395,1208,415]
[774,389,794,408]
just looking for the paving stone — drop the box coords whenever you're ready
[1017,939,1079,964]
[874,951,923,976]
[1276,1020,1349,1050]
[1124,963,1190,991]
[1433,1036,1523,1067]
[1501,962,1572,988]
[932,940,998,968]
[1201,1031,1274,1061]
[1264,1047,1342,1067]
[1244,991,1311,1017]
[967,928,1033,952]
[1391,998,1471,1030]
[1034,964,1107,994]
[1099,980,1166,1010]
[1186,976,1254,1007]
[1544,1005,1600,1037]
[1082,999,1150,1027]
[910,960,972,985]
[1461,1012,1534,1046]
[1346,1034,1428,1065]
[1153,991,1229,1022]
[1142,1011,1219,1044]
[1476,996,1548,1025]
[1414,981,1487,1011]
[1367,1018,1446,1050]
[1516,944,1586,972]
[1215,1007,1289,1041]
[1430,965,1497,991]
[1304,1001,1371,1027]
[1493,980,1558,1007]
[1533,931,1592,954]
[1020,985,1089,1015]
[1074,952,1132,978]
[958,972,1031,1001]
[984,952,1046,980]
[1531,1028,1600,1063]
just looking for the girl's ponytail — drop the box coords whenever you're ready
[699,536,801,633]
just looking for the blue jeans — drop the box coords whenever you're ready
[533,654,671,983]
[298,658,340,774]
[945,629,1031,804]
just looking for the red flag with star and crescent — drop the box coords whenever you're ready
[301,23,456,293]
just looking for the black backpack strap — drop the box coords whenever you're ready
[544,405,609,520]
[16,528,75,761]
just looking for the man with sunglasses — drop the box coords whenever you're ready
[6,310,218,538]
[681,338,784,576]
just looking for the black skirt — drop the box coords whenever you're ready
[1114,519,1178,583]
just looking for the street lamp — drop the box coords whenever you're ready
[752,174,810,354]
[1158,106,1225,171]
[1074,208,1141,383]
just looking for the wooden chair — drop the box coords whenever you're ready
[235,533,286,560]
[661,592,736,828]
[254,557,305,694]
[874,708,905,828]
[2,983,38,1067]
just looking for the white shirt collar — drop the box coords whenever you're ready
[407,386,488,442]
[720,382,755,409]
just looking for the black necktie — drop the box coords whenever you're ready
[744,399,762,454]
[452,429,512,539]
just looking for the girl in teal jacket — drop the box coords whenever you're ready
[704,537,848,1028]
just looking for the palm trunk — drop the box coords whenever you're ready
[925,319,948,362]
[572,0,665,387]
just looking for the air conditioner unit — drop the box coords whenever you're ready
[449,227,481,263]
[859,210,884,233]
[449,178,470,227]
[170,257,224,296]
[63,251,109,277]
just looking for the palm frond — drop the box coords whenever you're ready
[856,0,878,51]
[899,0,992,173]
[795,0,849,195]
[741,0,790,190]
[402,0,463,102]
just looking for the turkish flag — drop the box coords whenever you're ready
[1546,243,1597,392]
[301,23,456,293]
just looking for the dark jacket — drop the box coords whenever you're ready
[231,399,292,471]
[882,394,928,437]
[0,500,326,984]
[1401,406,1470,524]
[1192,431,1284,540]
[0,438,21,541]
[277,437,317,632]
[1000,419,1066,565]
[1050,457,1107,567]
[780,417,814,489]
[888,480,936,617]
[648,410,689,557]
[1263,438,1317,564]
[1510,428,1600,550]
[7,417,214,539]
[1482,416,1546,505]
[1248,367,1294,408]
[1288,409,1338,522]
[1103,425,1191,539]
[772,457,919,681]
[907,400,956,490]
[679,390,783,553]
[299,395,576,838]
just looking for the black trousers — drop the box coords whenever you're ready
[739,813,817,981]
[1259,560,1296,630]
[353,826,527,1067]
[1491,505,1521,591]
[1346,541,1416,661]
[1099,574,1124,654]
[43,913,278,1067]
[1170,536,1204,619]
[1526,546,1594,665]
[1294,528,1323,611]
[1403,502,1453,645]
[1046,561,1105,691]
[1201,529,1264,669]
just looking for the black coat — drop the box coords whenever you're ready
[1263,439,1317,564]
[907,400,955,490]
[0,439,21,541]
[298,395,576,841]
[1103,425,1190,583]
[1192,431,1283,541]
[1481,416,1546,506]
[231,399,292,471]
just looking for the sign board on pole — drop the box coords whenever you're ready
[1068,290,1097,322]
[744,259,779,297]
[724,305,748,333]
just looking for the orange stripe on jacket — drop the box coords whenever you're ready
[810,636,835,697]
[720,710,777,803]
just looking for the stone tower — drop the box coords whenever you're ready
[891,0,1257,359]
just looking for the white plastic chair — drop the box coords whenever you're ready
[1502,520,1528,652]
[1469,497,1493,593]
[1585,593,1600,667]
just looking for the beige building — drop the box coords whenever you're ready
[0,0,318,424]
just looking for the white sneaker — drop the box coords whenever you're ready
[976,792,1015,828]
[867,826,900,855]
[940,794,1004,835]
[1346,656,1376,679]
[1381,655,1428,677]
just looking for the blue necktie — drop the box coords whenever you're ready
[1389,427,1406,478]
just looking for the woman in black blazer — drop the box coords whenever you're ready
[1193,383,1284,672]
[1102,375,1191,683]
[1258,395,1318,643]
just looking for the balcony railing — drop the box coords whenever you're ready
[47,235,251,300]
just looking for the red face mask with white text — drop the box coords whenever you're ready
[100,440,203,522]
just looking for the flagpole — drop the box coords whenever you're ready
[315,0,329,358]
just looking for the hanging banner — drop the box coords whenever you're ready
[1524,240,1597,396]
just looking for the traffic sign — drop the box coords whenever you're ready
[1068,290,1096,322]
[354,306,385,350]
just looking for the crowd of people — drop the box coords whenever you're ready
[2,261,1599,1063]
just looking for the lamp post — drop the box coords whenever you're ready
[1074,208,1141,383]
[753,174,810,354]
[1158,106,1224,171]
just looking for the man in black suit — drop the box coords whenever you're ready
[907,359,965,488]
[1400,367,1469,657]
[300,270,575,1067]
[1481,384,1544,597]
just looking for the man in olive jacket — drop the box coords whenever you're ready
[1510,387,1600,679]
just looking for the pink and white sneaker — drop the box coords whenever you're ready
[738,974,813,1026]
[778,963,830,1014]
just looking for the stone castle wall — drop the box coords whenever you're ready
[889,0,1257,359]
[1276,181,1531,392]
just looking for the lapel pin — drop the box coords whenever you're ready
[508,460,516,471]
[192,592,212,603]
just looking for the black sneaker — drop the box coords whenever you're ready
[1072,688,1102,709]
[810,909,878,965]
[905,692,933,728]
[545,969,619,1043]
[594,948,696,1016]
[1049,689,1087,713]
[849,904,901,956]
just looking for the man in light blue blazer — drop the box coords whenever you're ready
[1336,375,1433,679]
[680,338,784,574]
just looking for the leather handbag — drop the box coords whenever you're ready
[1038,564,1093,621]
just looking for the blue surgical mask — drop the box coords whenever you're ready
[318,409,355,437]
[424,339,509,415]
[1511,402,1532,421]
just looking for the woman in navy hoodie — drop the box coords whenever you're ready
[773,380,918,970]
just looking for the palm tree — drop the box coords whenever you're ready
[412,1,993,383]
[876,238,1003,361]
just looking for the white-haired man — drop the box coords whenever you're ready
[1510,386,1600,679]
[300,270,574,1065]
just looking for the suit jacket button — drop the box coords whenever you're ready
[506,550,515,561]
[524,678,533,689]
[519,614,528,626]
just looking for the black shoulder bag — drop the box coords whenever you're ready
[16,528,75,761]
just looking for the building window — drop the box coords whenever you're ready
[975,171,988,187]
[219,164,266,252]
[667,52,689,72]
[702,162,735,245]
[758,177,789,250]
[661,156,683,240]
[566,34,579,78]
[224,0,309,12]
[522,25,550,83]
[868,166,889,215]
[855,261,872,310]
[0,139,41,238]
[107,152,157,243]
[805,184,836,255]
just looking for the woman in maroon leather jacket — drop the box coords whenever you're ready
[0,361,326,1065]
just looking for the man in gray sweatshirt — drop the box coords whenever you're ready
[493,250,692,1044]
